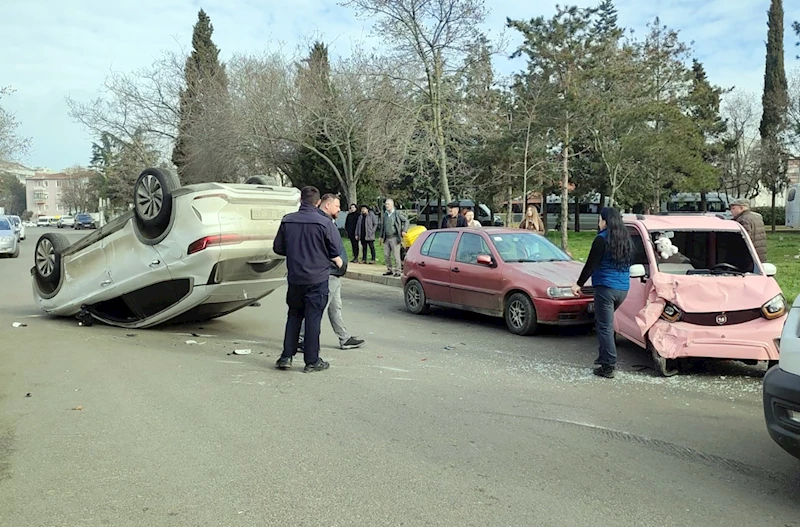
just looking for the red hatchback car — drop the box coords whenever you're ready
[401,228,595,335]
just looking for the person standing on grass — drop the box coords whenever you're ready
[273,186,342,373]
[382,198,408,277]
[344,203,360,263]
[730,198,767,263]
[571,207,632,379]
[355,204,377,264]
[297,194,365,351]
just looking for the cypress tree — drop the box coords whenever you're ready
[172,9,228,183]
[759,0,788,232]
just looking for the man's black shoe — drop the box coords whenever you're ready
[303,359,330,373]
[594,357,601,365]
[593,365,615,378]
[275,356,293,370]
[382,271,393,276]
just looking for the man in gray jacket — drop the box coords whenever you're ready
[298,194,365,350]
[730,198,767,262]
[381,198,409,277]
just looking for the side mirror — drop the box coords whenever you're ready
[629,264,647,279]
[477,254,495,267]
[762,263,777,277]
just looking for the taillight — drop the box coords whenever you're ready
[187,234,244,254]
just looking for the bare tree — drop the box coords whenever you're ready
[229,46,415,204]
[59,166,98,213]
[721,90,762,199]
[787,68,800,154]
[0,87,31,162]
[65,51,185,160]
[341,0,489,204]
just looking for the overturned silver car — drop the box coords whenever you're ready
[31,168,299,328]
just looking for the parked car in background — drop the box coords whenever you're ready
[763,296,800,460]
[0,216,20,258]
[36,216,51,227]
[73,213,96,230]
[32,169,300,329]
[8,215,24,241]
[57,216,75,228]
[402,227,595,335]
[616,213,785,377]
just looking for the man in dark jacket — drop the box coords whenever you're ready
[273,186,343,373]
[441,202,468,229]
[344,203,360,263]
[730,198,767,263]
[381,198,409,277]
[298,194,365,350]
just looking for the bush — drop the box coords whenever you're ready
[753,206,785,225]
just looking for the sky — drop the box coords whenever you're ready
[1,0,799,172]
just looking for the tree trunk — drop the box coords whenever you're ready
[560,123,570,251]
[772,187,777,233]
[344,184,357,209]
[700,191,707,212]
[432,59,451,205]
[507,180,513,227]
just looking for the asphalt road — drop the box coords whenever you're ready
[1,228,799,527]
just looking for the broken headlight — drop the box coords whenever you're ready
[660,302,682,322]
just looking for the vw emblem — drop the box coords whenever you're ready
[716,314,727,325]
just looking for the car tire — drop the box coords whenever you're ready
[245,176,268,185]
[649,341,679,377]
[404,279,430,315]
[133,167,180,239]
[505,292,538,336]
[11,244,19,258]
[34,233,69,285]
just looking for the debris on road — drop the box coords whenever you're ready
[11,322,27,328]
[444,345,455,350]
[25,393,31,398]
[232,349,252,355]
[71,405,83,411]
[126,333,136,337]
[185,340,198,345]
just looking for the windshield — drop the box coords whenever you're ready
[0,219,10,231]
[651,230,757,275]
[489,232,570,263]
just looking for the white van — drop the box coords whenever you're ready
[786,185,799,228]
[36,216,52,227]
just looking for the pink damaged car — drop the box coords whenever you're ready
[614,214,786,377]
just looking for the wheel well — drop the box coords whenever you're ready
[503,289,533,314]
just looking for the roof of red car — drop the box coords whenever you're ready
[623,214,742,232]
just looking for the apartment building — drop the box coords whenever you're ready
[25,172,86,217]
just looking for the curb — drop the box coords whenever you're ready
[344,270,402,288]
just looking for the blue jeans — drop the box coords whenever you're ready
[281,281,329,365]
[594,286,628,367]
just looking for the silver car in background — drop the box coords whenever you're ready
[0,216,20,258]
[8,215,25,241]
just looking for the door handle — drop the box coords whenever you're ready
[419,261,426,267]
[149,259,161,267]
[101,280,112,287]
[451,267,460,273]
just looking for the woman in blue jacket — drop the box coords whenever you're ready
[571,207,633,379]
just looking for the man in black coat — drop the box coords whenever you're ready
[344,203,360,262]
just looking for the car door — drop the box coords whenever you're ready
[64,241,118,306]
[417,231,458,303]
[615,225,652,346]
[450,232,504,310]
[101,220,173,298]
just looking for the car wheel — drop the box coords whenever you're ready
[34,233,69,285]
[133,167,180,239]
[11,244,20,258]
[505,292,538,335]
[404,279,430,315]
[649,341,679,377]
[245,176,268,185]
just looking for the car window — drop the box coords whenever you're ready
[455,233,492,264]
[420,233,434,256]
[651,230,756,275]
[426,232,458,260]
[0,219,10,230]
[627,227,651,276]
[489,232,570,263]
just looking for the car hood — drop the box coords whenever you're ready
[508,260,584,286]
[651,273,782,312]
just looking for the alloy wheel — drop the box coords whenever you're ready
[135,174,164,220]
[508,299,526,329]
[36,238,55,277]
